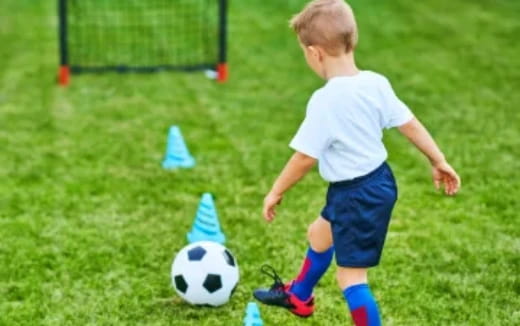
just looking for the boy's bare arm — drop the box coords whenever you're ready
[263,152,317,222]
[398,118,461,195]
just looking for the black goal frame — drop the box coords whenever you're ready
[57,0,228,85]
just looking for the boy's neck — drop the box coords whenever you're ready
[322,51,359,80]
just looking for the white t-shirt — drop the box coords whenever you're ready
[289,70,414,182]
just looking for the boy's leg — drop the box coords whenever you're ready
[290,216,334,301]
[253,217,333,317]
[337,267,381,326]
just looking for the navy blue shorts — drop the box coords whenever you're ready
[321,162,398,268]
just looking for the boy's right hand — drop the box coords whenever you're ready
[263,192,283,222]
[432,161,461,196]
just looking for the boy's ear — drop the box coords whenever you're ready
[308,45,325,62]
[307,45,320,58]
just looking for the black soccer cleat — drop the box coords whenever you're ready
[253,265,315,318]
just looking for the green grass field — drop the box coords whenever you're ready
[1,0,519,325]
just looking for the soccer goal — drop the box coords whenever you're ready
[57,0,228,85]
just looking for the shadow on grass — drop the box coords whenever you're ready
[154,296,230,320]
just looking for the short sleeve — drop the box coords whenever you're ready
[381,77,414,128]
[289,92,331,159]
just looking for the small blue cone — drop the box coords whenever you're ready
[187,193,226,244]
[162,125,195,169]
[244,302,263,326]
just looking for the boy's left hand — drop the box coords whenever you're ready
[263,192,283,222]
[432,161,461,196]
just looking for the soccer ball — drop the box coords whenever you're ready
[171,241,239,306]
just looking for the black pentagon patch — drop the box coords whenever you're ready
[174,275,188,294]
[223,249,235,267]
[203,274,222,293]
[187,246,207,261]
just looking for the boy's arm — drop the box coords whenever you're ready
[398,118,461,195]
[263,151,317,222]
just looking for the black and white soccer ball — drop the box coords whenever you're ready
[171,241,239,306]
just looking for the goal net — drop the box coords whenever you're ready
[58,0,228,85]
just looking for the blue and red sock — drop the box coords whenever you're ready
[343,284,381,326]
[290,246,334,301]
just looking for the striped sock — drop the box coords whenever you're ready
[290,246,334,301]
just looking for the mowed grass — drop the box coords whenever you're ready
[1,0,519,325]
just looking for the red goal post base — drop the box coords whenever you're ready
[217,63,228,83]
[58,65,70,86]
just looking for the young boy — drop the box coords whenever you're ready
[253,0,461,325]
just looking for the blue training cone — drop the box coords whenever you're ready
[244,302,263,326]
[162,125,195,169]
[187,193,226,244]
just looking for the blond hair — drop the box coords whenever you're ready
[290,0,358,56]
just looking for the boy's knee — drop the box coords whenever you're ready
[307,219,333,252]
